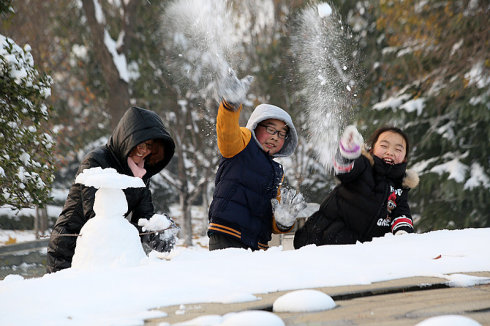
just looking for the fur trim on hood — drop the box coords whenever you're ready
[245,103,298,158]
[362,148,419,189]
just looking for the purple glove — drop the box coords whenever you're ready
[339,125,363,159]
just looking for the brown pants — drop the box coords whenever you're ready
[208,233,249,251]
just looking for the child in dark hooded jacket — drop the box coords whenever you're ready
[294,125,419,248]
[47,107,175,273]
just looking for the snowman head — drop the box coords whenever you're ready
[93,187,128,218]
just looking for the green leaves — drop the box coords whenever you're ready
[0,34,54,209]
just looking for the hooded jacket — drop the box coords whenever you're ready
[47,107,175,272]
[208,101,298,250]
[294,149,419,248]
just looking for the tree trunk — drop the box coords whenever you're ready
[81,0,130,129]
[34,206,48,239]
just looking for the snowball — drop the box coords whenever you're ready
[415,315,481,326]
[317,3,332,18]
[221,311,284,326]
[138,214,172,232]
[273,289,335,312]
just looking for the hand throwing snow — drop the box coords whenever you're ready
[339,125,363,159]
[272,188,307,230]
[217,67,253,107]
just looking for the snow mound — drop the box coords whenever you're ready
[415,315,481,326]
[221,310,284,326]
[273,289,336,312]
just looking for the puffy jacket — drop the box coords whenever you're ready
[47,107,175,272]
[208,101,298,250]
[294,150,419,248]
[209,138,283,249]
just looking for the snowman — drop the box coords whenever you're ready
[71,167,148,270]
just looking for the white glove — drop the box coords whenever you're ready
[217,67,253,106]
[272,188,307,229]
[339,125,363,159]
[395,230,408,236]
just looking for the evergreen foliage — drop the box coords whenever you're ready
[0,0,487,232]
[0,4,55,209]
[352,0,489,230]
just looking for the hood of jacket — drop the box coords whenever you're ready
[107,106,175,178]
[362,148,419,189]
[245,103,298,158]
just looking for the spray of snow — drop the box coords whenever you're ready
[162,0,237,100]
[71,168,147,270]
[291,1,361,171]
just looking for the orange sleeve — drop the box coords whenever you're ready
[217,101,252,158]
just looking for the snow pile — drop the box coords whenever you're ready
[71,168,147,270]
[415,315,481,326]
[0,228,489,325]
[273,289,335,312]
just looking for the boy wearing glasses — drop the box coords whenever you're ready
[208,94,299,251]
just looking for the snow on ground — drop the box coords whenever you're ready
[0,229,36,244]
[0,169,488,326]
[0,228,489,326]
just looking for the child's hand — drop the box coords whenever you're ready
[217,67,253,107]
[339,125,363,159]
[272,188,307,229]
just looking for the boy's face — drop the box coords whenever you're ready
[255,119,287,155]
[372,131,407,164]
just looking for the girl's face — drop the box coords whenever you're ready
[372,131,407,165]
[129,140,153,164]
[255,119,288,156]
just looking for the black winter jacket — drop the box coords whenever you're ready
[294,150,419,248]
[47,107,175,273]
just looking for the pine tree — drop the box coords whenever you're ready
[354,0,489,230]
[0,2,55,209]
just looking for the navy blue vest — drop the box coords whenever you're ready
[208,139,283,249]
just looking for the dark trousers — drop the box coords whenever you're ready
[208,233,249,251]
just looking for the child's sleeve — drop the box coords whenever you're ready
[217,100,252,158]
[390,191,414,234]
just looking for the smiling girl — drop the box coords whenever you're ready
[294,125,419,248]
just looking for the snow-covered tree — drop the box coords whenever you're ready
[0,4,54,209]
[351,0,489,230]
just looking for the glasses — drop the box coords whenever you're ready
[258,124,288,139]
[136,142,152,152]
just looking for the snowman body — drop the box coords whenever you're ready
[71,168,147,270]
